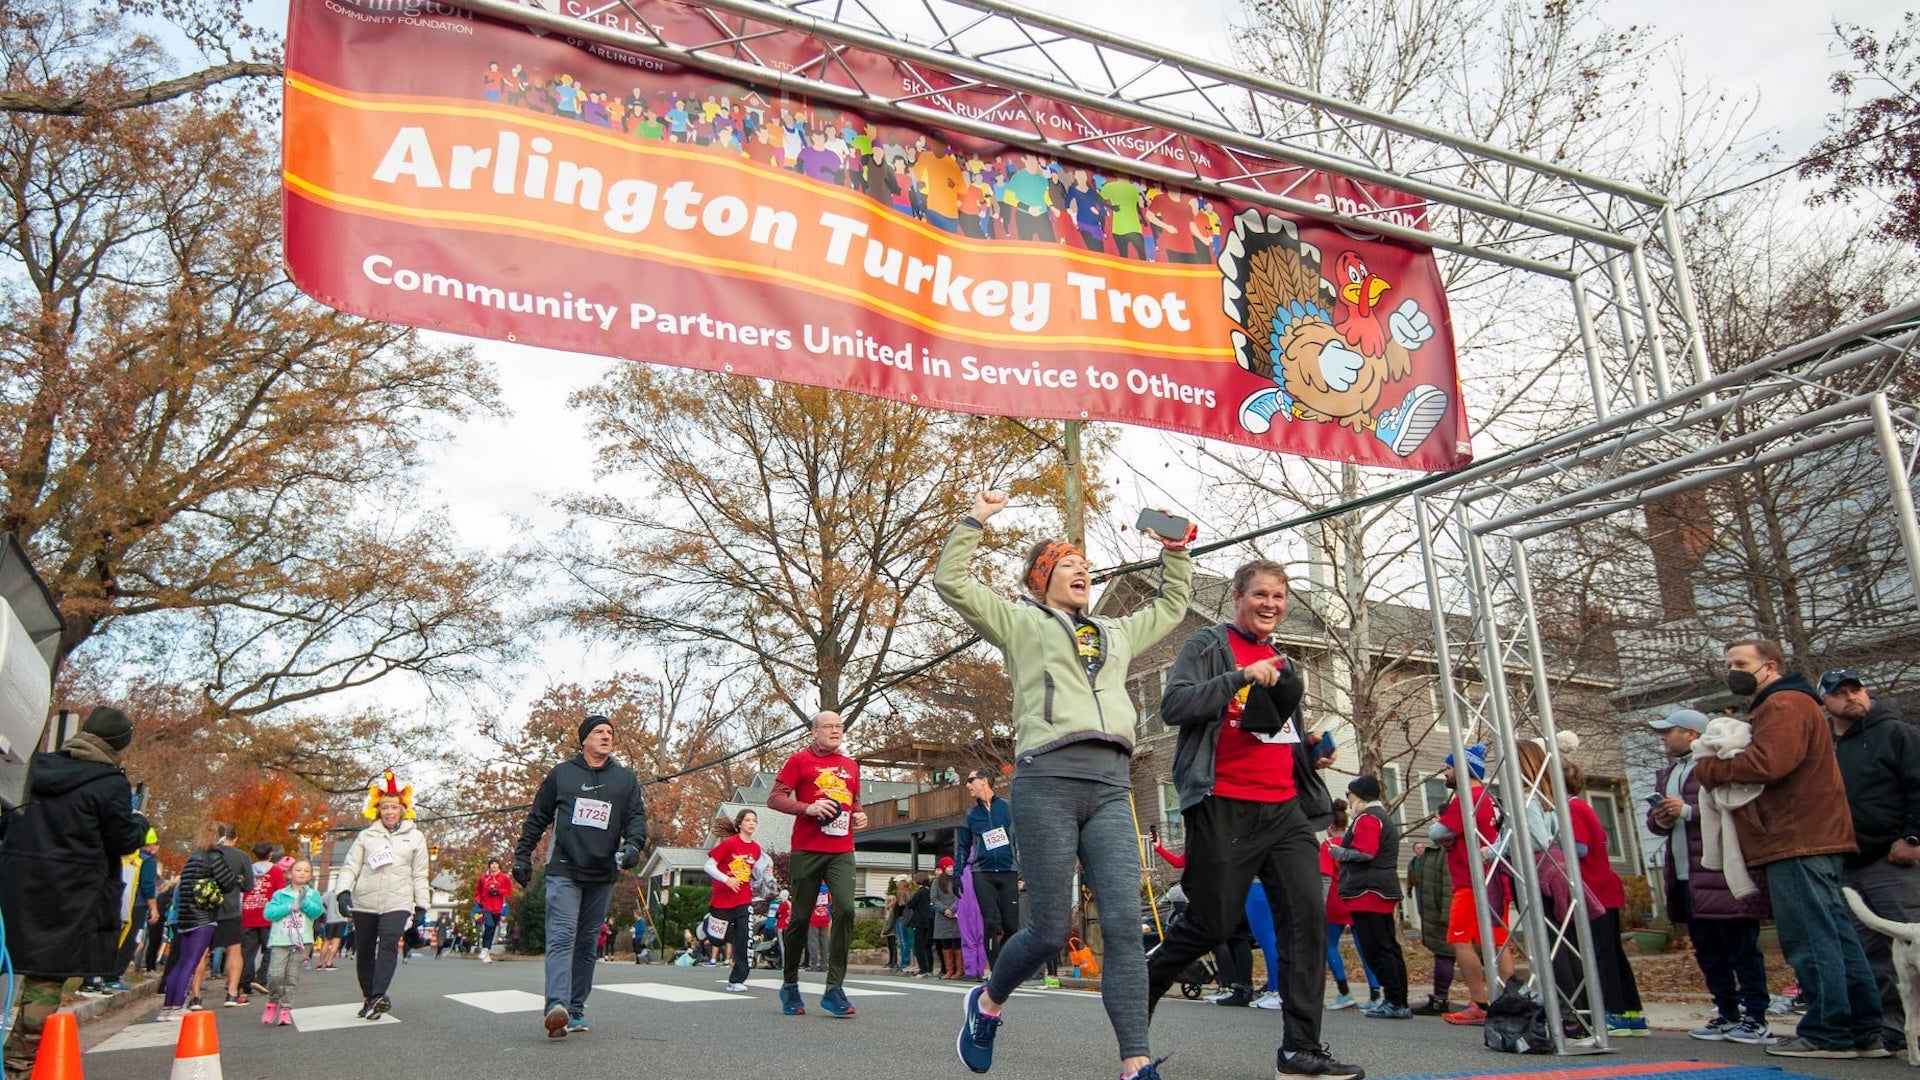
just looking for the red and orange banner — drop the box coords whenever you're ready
[283,0,1470,469]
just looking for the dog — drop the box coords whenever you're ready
[1843,886,1920,1065]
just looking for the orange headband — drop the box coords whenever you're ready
[1026,542,1085,595]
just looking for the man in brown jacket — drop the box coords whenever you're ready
[1694,639,1883,1060]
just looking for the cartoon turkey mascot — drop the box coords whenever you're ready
[336,769,432,1021]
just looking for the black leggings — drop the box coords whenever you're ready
[352,910,408,1000]
[970,870,1020,964]
[713,904,751,984]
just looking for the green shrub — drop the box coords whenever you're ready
[512,872,546,953]
[849,917,883,951]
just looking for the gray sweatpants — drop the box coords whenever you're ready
[985,774,1149,1061]
[265,945,305,1006]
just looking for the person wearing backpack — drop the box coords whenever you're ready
[160,821,242,1019]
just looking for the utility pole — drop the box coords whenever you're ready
[1064,420,1085,549]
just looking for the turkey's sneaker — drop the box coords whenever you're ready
[1238,388,1288,435]
[956,984,1001,1074]
[1375,384,1448,457]
[544,1003,570,1038]
[1277,1045,1365,1079]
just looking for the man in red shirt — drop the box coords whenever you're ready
[1430,744,1506,1026]
[1146,560,1360,1080]
[767,711,866,1018]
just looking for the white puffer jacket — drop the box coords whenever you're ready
[336,819,431,915]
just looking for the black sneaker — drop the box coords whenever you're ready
[1277,1046,1365,1080]
[1411,996,1452,1016]
[186,997,204,1012]
[1214,986,1253,1007]
[366,996,391,1020]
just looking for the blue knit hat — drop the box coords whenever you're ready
[1445,743,1487,781]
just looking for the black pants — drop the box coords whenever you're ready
[971,870,1020,964]
[1216,919,1254,989]
[1673,883,1768,1022]
[915,931,935,974]
[714,904,751,985]
[352,910,409,1001]
[1589,908,1643,1013]
[1146,795,1325,1053]
[112,917,144,980]
[240,926,270,989]
[142,916,165,972]
[1349,910,1408,1007]
[1113,232,1147,260]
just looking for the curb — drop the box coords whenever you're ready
[65,974,161,1025]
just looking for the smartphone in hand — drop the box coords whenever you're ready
[1135,508,1191,542]
[1643,791,1665,808]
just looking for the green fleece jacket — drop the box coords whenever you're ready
[934,519,1192,758]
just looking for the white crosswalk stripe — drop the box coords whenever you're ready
[446,989,547,1013]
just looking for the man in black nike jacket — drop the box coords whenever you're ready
[514,713,648,1038]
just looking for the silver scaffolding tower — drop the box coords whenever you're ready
[1413,300,1920,1051]
[428,0,1895,1053]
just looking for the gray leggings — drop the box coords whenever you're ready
[986,774,1149,1060]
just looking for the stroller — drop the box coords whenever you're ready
[1143,912,1219,1000]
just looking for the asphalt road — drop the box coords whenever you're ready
[77,956,1899,1080]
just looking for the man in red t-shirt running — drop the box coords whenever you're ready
[767,711,867,1018]
[1146,560,1361,1080]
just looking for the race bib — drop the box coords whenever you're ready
[1251,718,1302,746]
[704,914,729,940]
[368,847,395,870]
[572,798,613,830]
[982,827,1010,850]
[820,811,851,837]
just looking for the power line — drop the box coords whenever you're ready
[1679,113,1920,210]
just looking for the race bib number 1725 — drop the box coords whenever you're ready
[572,798,613,830]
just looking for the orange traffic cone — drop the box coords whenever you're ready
[29,1011,81,1079]
[169,1011,221,1080]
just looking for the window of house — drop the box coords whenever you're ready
[1382,764,1404,825]
[1421,777,1449,820]
[1586,790,1628,864]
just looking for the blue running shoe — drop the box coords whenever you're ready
[957,985,1001,1074]
[1127,1055,1173,1080]
[565,1016,589,1033]
[820,986,855,1017]
[778,983,805,1016]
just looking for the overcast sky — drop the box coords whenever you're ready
[255,0,1907,722]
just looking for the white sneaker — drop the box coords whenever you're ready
[1327,992,1358,1010]
[724,982,747,993]
[479,951,492,964]
[1252,991,1284,1010]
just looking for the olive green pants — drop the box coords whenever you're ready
[3,976,75,1080]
